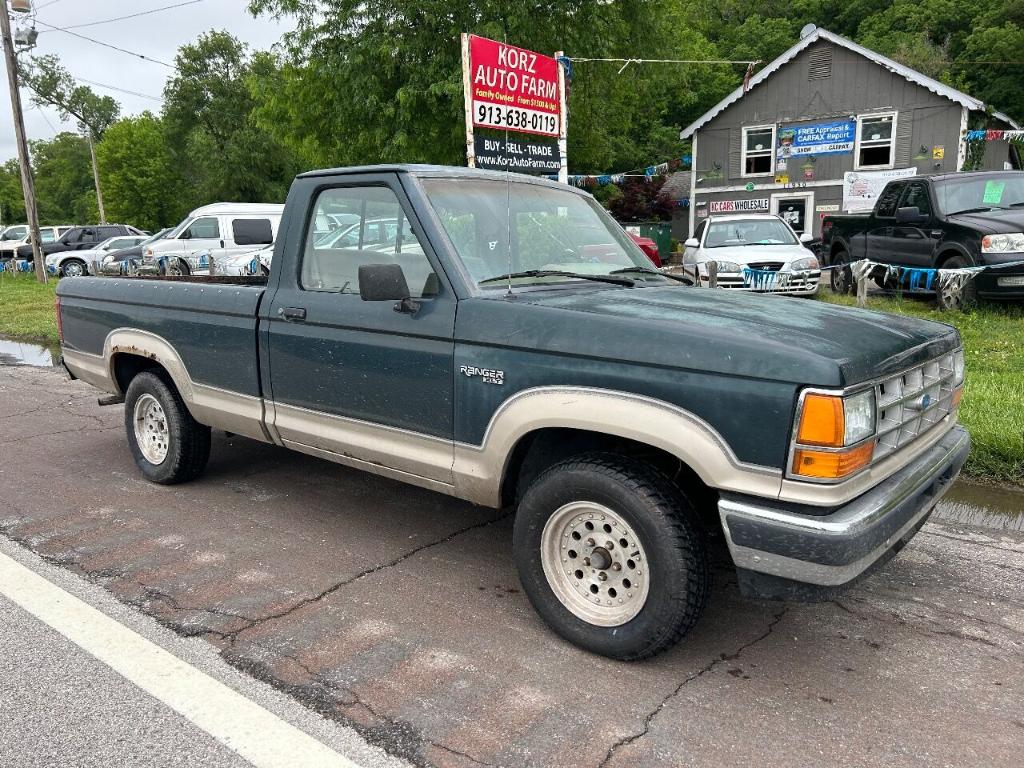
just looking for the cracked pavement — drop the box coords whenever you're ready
[2,364,1022,767]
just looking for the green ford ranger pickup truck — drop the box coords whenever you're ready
[57,165,970,660]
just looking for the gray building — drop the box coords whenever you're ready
[678,26,1020,239]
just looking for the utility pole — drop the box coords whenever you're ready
[87,133,105,223]
[1,1,45,282]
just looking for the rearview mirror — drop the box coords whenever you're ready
[799,232,814,243]
[358,263,418,313]
[684,237,699,248]
[895,206,928,225]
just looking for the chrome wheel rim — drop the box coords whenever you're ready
[63,261,84,277]
[133,393,169,464]
[540,501,650,627]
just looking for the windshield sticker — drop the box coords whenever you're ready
[982,180,1005,205]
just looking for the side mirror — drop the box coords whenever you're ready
[895,206,928,225]
[799,232,814,243]
[684,237,700,248]
[358,263,418,313]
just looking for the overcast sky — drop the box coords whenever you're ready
[0,0,296,162]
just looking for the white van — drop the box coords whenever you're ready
[0,224,74,257]
[141,203,284,274]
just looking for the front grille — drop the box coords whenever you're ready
[746,262,785,271]
[874,352,958,460]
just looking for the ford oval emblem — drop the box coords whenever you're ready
[908,393,932,411]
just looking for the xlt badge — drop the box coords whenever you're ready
[460,365,505,385]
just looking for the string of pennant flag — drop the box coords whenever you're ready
[964,129,1024,142]
[546,155,692,187]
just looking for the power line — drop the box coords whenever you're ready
[32,20,176,69]
[31,104,59,134]
[75,76,163,102]
[33,0,66,11]
[58,1,206,31]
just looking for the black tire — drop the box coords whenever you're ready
[123,371,211,484]
[513,453,710,661]
[60,258,88,278]
[936,255,979,312]
[829,249,853,294]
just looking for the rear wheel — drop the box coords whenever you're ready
[513,453,710,660]
[124,372,211,484]
[830,249,853,294]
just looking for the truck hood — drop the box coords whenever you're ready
[483,285,959,386]
[947,207,1024,234]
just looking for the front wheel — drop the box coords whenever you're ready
[60,259,87,278]
[124,371,211,484]
[936,255,978,312]
[513,453,710,660]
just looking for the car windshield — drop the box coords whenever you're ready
[1,225,27,240]
[704,218,797,247]
[933,173,1024,215]
[421,177,659,287]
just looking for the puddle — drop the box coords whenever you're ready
[0,336,58,367]
[934,480,1024,532]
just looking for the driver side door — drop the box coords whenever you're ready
[266,177,457,485]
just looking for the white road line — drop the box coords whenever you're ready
[0,550,361,768]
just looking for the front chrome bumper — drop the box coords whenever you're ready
[719,424,970,599]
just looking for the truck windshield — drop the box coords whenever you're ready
[934,173,1024,215]
[421,178,661,287]
[705,218,797,247]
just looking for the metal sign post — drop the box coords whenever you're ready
[555,50,568,184]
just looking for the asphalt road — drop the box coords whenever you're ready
[1,363,1022,767]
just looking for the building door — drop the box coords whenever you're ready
[771,192,814,236]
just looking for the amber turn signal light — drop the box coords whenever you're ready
[792,442,874,479]
[796,394,845,447]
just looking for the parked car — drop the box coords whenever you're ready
[0,224,73,259]
[57,165,968,661]
[142,203,284,275]
[821,170,1024,304]
[98,229,174,275]
[681,213,821,295]
[17,224,144,262]
[46,235,148,277]
[211,244,274,276]
[625,231,662,267]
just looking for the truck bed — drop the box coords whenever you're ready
[57,276,266,399]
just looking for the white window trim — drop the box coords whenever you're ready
[854,111,898,171]
[741,124,777,178]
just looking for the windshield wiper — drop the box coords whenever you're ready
[948,206,1005,215]
[478,269,635,287]
[608,266,690,283]
[1008,201,1024,208]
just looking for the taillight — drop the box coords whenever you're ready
[55,295,64,344]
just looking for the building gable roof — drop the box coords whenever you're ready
[679,27,1020,139]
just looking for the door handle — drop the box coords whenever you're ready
[278,306,307,321]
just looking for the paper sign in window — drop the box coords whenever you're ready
[983,180,1005,205]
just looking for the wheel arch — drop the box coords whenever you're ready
[934,244,973,268]
[453,387,782,508]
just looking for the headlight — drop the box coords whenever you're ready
[703,260,742,274]
[790,255,819,271]
[981,233,1024,253]
[791,389,877,481]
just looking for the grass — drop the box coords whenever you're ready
[0,271,58,345]
[1,270,1019,486]
[816,290,1024,487]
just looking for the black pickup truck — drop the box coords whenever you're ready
[57,165,969,660]
[822,170,1024,301]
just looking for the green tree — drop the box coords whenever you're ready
[30,132,96,224]
[0,160,27,226]
[23,55,120,222]
[162,31,299,207]
[96,113,183,231]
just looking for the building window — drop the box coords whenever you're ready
[855,113,896,169]
[742,125,775,176]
